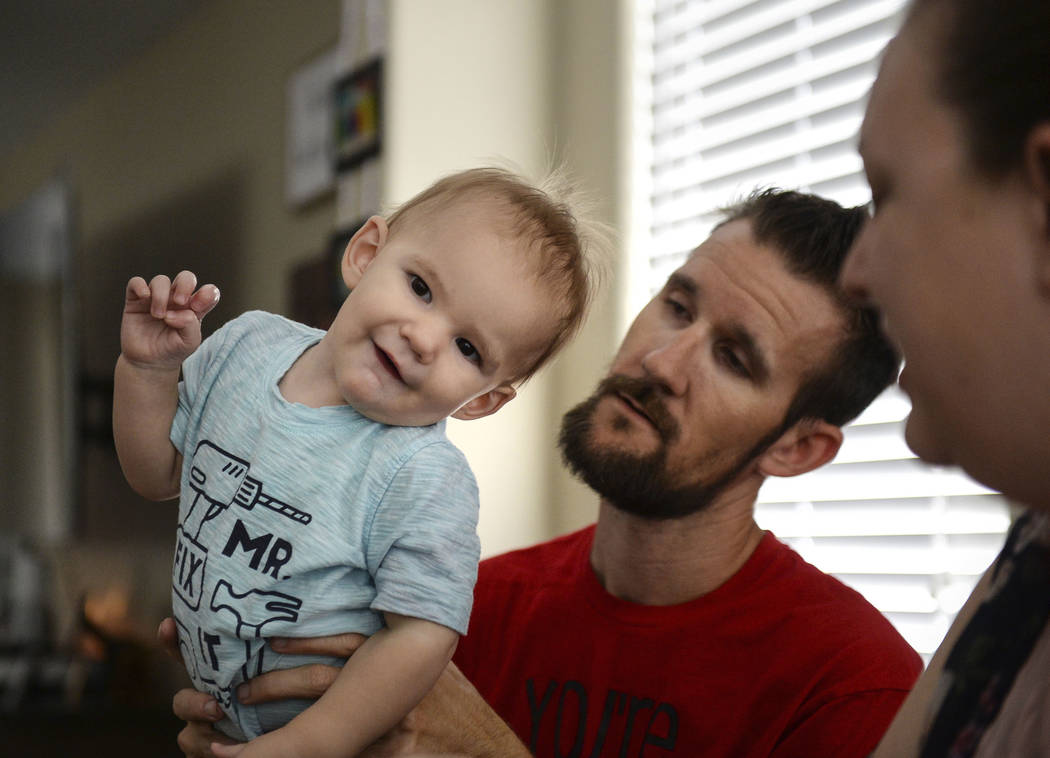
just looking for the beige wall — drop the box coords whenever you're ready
[545,0,632,537]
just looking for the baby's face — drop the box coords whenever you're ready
[328,204,557,426]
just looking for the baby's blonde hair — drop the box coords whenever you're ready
[387,166,609,381]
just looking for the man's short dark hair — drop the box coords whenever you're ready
[717,188,899,428]
[908,0,1050,178]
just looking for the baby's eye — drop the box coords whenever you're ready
[456,338,481,365]
[409,274,432,303]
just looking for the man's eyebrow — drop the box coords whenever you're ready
[666,271,698,298]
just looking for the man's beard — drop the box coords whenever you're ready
[558,375,789,520]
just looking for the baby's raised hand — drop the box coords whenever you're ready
[121,271,220,370]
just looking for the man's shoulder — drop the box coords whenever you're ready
[762,533,923,675]
[766,535,893,621]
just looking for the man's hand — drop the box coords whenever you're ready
[121,271,219,371]
[358,662,529,758]
[159,618,234,757]
[159,617,524,757]
[171,687,235,758]
[159,618,368,757]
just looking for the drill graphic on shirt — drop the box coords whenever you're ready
[173,440,311,611]
[172,440,311,702]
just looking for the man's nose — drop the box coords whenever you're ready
[640,329,699,397]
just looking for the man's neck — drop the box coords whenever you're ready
[589,487,765,606]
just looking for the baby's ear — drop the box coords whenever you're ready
[342,215,389,289]
[451,386,517,421]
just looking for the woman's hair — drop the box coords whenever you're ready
[907,0,1050,177]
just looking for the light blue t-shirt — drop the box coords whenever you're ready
[169,311,480,739]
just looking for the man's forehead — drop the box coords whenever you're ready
[676,222,845,364]
[682,220,789,294]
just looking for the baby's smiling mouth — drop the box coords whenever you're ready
[374,343,403,382]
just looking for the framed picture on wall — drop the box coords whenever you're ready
[334,58,383,172]
[286,48,338,207]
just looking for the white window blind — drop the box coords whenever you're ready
[633,0,1011,661]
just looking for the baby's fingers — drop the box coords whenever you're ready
[189,283,221,320]
[171,270,200,308]
[124,276,152,308]
[211,742,245,757]
[148,274,174,318]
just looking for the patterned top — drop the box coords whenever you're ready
[921,509,1050,757]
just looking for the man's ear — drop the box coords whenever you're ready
[451,386,517,421]
[342,215,389,289]
[757,419,843,479]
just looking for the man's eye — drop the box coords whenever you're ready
[456,338,481,365]
[409,274,432,303]
[717,343,749,378]
[664,296,690,320]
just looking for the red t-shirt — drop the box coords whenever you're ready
[454,525,921,758]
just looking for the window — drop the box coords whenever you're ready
[632,0,1010,661]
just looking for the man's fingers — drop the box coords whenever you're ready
[210,742,244,757]
[157,617,182,663]
[172,688,233,757]
[173,687,224,722]
[177,722,236,758]
[270,632,368,658]
[237,663,341,704]
[232,633,365,704]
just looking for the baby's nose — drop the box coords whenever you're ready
[402,320,441,363]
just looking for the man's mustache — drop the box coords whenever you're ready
[595,375,679,443]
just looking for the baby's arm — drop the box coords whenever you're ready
[113,271,219,500]
[213,613,458,758]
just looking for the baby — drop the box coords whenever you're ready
[113,167,601,756]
